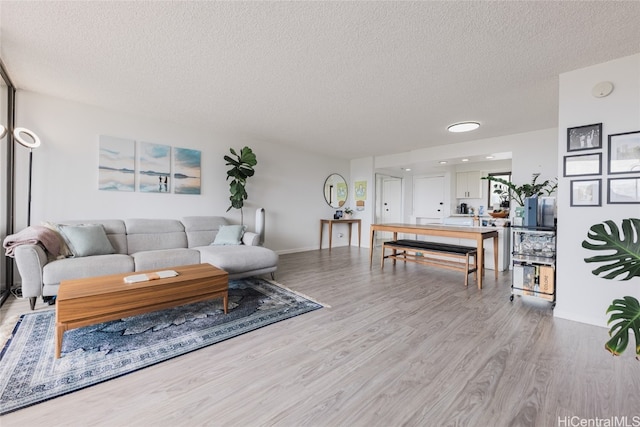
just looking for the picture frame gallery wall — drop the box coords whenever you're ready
[565,124,640,206]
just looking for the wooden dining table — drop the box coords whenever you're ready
[369,223,499,289]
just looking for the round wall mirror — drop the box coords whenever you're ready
[323,173,348,208]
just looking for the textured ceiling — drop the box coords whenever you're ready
[1,1,639,161]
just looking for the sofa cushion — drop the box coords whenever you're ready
[212,225,246,245]
[182,216,229,247]
[197,245,278,275]
[131,248,200,271]
[43,254,134,285]
[57,224,116,257]
[125,219,187,253]
[242,231,260,246]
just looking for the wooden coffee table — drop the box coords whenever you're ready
[55,263,228,358]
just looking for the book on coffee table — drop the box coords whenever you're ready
[123,270,179,284]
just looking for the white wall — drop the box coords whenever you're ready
[14,90,350,253]
[375,128,557,184]
[508,129,559,193]
[375,128,557,174]
[555,53,640,327]
[344,157,374,248]
[371,128,559,219]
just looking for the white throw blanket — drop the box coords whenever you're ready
[3,225,62,258]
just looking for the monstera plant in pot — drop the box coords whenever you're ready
[224,146,257,225]
[582,218,640,360]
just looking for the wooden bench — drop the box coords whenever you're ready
[381,239,479,287]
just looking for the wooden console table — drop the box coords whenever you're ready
[320,219,361,251]
[369,223,498,289]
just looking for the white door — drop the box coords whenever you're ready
[414,176,445,220]
[375,175,403,242]
[382,177,402,223]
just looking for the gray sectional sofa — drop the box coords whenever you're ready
[13,216,279,310]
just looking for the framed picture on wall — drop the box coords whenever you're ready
[607,177,640,204]
[139,142,171,193]
[563,153,602,177]
[570,179,601,207]
[98,135,135,192]
[567,123,602,152]
[608,130,640,174]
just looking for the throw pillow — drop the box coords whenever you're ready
[211,225,246,245]
[242,232,260,246]
[57,224,116,257]
[41,221,73,258]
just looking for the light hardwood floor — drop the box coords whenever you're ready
[1,247,639,426]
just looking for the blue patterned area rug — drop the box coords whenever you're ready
[0,278,323,415]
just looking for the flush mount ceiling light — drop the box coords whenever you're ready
[461,158,469,162]
[439,161,447,164]
[486,155,494,159]
[447,121,480,133]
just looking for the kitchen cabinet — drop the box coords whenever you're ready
[456,171,482,199]
[510,226,556,307]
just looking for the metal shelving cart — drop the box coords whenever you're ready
[510,226,556,308]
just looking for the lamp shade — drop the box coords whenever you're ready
[0,124,7,139]
[14,127,41,149]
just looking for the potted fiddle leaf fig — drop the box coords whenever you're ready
[224,146,257,225]
[582,218,640,360]
[481,173,557,207]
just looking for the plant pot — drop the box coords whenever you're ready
[343,214,352,220]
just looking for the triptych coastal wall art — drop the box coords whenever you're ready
[98,135,201,194]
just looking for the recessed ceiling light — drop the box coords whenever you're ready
[439,161,447,164]
[486,155,494,159]
[461,158,469,162]
[447,121,480,133]
[405,168,411,171]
